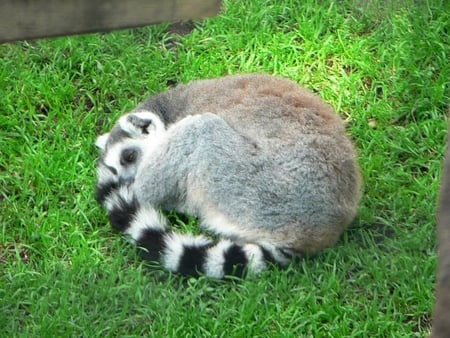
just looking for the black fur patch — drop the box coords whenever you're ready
[260,246,279,266]
[137,229,167,262]
[223,244,248,277]
[95,181,118,204]
[177,244,211,277]
[107,194,138,232]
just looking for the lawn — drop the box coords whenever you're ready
[1,0,449,336]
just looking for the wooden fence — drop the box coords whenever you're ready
[0,0,221,43]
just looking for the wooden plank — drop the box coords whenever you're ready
[431,119,450,338]
[0,0,222,43]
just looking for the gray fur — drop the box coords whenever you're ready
[96,74,362,276]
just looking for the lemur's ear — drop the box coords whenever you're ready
[126,114,153,135]
[95,133,110,150]
[119,111,165,138]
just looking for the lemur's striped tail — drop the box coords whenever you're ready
[97,184,294,278]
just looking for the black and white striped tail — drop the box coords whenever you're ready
[96,182,294,279]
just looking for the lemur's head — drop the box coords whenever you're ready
[95,111,165,185]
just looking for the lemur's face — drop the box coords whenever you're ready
[96,111,165,184]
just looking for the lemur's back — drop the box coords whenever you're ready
[96,74,362,278]
[140,74,344,144]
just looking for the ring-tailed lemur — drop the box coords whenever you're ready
[95,74,362,278]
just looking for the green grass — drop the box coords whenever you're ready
[1,0,449,336]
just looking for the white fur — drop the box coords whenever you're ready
[125,207,168,241]
[243,244,267,274]
[95,133,110,150]
[203,240,234,278]
[96,162,117,185]
[101,143,123,172]
[103,185,134,212]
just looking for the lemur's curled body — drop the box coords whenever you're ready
[96,74,362,278]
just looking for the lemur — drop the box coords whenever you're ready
[95,74,362,278]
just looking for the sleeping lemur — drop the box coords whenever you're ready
[95,74,362,278]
